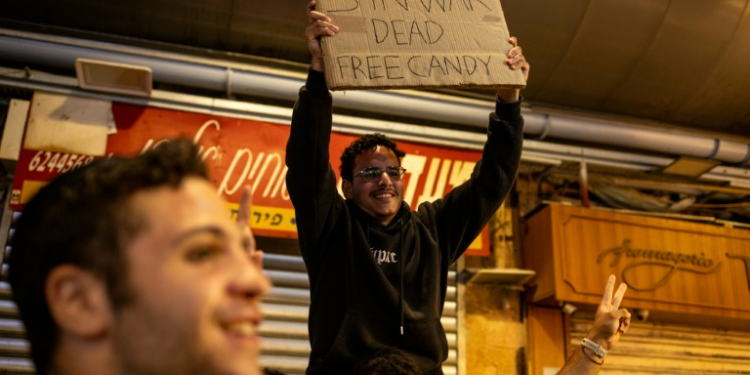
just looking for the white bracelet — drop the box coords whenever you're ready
[582,338,607,358]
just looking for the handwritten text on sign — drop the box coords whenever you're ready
[318,0,526,90]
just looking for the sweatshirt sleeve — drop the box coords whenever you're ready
[418,97,524,263]
[285,70,343,265]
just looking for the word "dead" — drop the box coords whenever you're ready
[372,19,444,45]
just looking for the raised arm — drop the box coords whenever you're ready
[285,1,341,263]
[424,38,527,262]
[557,275,632,375]
[305,0,338,72]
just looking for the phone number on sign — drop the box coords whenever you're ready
[28,151,95,173]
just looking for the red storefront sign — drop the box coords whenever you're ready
[11,101,490,255]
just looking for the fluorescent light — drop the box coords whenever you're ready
[662,157,719,177]
[75,58,152,97]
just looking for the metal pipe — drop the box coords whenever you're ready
[1,33,749,165]
[521,113,750,164]
[0,35,485,125]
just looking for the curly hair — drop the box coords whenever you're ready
[339,133,406,181]
[8,139,207,374]
[353,347,420,375]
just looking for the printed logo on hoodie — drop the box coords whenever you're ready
[371,248,398,265]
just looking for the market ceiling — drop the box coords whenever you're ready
[4,0,750,138]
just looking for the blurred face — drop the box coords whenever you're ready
[111,177,270,375]
[343,146,405,225]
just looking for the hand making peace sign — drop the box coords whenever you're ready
[587,275,632,350]
[237,185,264,268]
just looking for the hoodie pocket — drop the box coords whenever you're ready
[321,310,447,371]
[321,310,397,369]
[402,318,449,370]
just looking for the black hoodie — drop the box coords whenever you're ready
[286,70,523,375]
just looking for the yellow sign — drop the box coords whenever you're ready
[226,202,298,233]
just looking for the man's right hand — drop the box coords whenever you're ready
[306,0,339,72]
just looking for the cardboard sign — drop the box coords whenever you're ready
[317,0,526,90]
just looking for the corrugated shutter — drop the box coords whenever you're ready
[0,205,461,375]
[0,282,32,374]
[570,312,750,375]
[259,250,460,375]
[0,200,33,374]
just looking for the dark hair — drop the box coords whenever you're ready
[263,369,288,375]
[339,133,405,181]
[353,347,420,375]
[8,139,208,374]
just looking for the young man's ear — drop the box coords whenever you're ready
[342,179,353,199]
[45,265,113,338]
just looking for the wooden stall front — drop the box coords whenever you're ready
[523,204,750,375]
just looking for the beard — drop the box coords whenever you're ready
[110,302,230,375]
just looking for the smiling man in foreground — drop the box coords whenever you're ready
[8,140,270,375]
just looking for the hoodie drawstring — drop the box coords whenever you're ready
[398,219,404,336]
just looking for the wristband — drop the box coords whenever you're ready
[581,338,607,358]
[581,346,604,365]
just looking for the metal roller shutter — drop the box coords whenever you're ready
[0,205,462,375]
[0,282,32,374]
[0,201,33,374]
[570,312,750,375]
[259,251,460,375]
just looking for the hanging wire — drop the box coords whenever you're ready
[690,202,750,208]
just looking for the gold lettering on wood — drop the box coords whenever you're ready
[597,239,722,292]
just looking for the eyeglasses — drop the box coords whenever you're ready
[355,166,407,181]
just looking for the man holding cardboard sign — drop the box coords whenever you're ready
[286,1,527,374]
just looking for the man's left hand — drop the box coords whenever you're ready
[586,275,631,350]
[497,36,530,103]
[237,185,264,268]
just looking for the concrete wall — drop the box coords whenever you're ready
[464,200,528,375]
